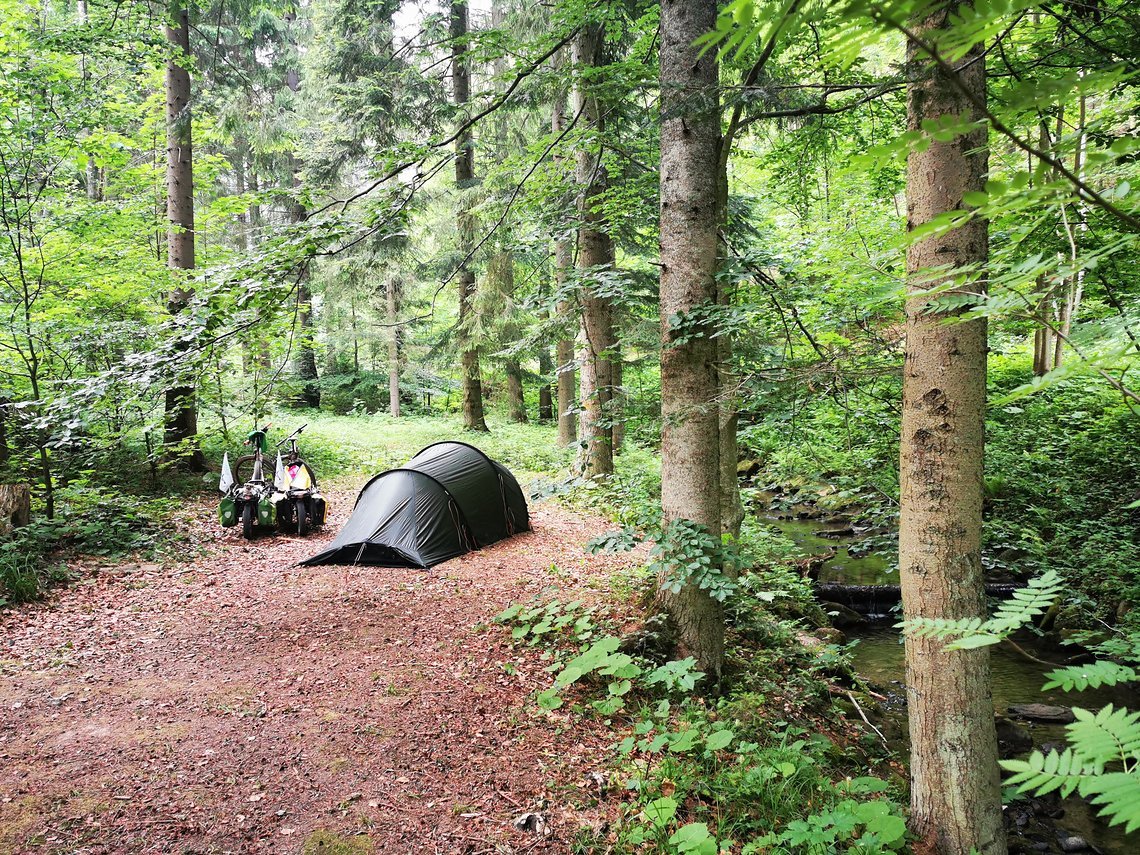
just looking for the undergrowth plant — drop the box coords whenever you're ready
[496,598,908,854]
[0,486,177,606]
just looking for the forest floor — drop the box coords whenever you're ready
[0,490,645,854]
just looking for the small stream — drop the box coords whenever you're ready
[759,506,1137,854]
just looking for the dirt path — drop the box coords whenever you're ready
[0,495,639,854]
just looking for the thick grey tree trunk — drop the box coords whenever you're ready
[573,22,614,478]
[657,0,725,681]
[899,6,1005,854]
[162,0,204,468]
[452,1,488,432]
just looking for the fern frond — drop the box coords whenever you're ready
[985,570,1065,634]
[1044,661,1139,692]
[1083,771,1140,834]
[1003,708,1140,835]
[900,572,1063,649]
[1000,748,1094,799]
[901,616,989,641]
[1069,705,1140,768]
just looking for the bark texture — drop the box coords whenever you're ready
[656,0,725,680]
[554,243,577,445]
[537,346,554,422]
[900,7,1005,854]
[551,87,578,446]
[549,80,579,449]
[0,483,31,538]
[452,1,488,432]
[288,157,320,409]
[506,364,527,423]
[162,0,204,468]
[573,23,615,478]
[387,277,401,418]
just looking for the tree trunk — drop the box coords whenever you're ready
[1055,92,1088,371]
[538,345,554,421]
[0,398,8,469]
[714,58,744,546]
[506,362,527,423]
[656,0,725,682]
[900,6,1005,854]
[387,277,400,417]
[577,335,594,465]
[573,22,614,478]
[78,0,102,202]
[0,484,31,538]
[552,82,577,446]
[162,0,205,469]
[611,339,624,452]
[556,328,577,444]
[452,1,488,432]
[287,154,320,408]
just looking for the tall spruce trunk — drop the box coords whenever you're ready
[506,364,527,422]
[287,153,320,408]
[78,0,102,202]
[715,155,743,544]
[573,22,614,477]
[162,0,204,468]
[552,85,578,446]
[538,345,554,421]
[387,277,401,417]
[900,6,1005,854]
[611,341,623,452]
[452,1,488,432]
[657,0,725,681]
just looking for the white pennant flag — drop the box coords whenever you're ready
[274,451,288,490]
[219,452,235,494]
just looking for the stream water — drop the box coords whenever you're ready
[759,510,1137,854]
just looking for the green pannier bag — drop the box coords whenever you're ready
[258,495,276,527]
[219,496,237,527]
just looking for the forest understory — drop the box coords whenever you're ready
[5,0,1140,851]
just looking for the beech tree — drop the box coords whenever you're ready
[898,3,1005,852]
[656,0,725,680]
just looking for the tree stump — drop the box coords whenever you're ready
[0,484,31,537]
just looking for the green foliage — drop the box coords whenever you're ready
[1002,704,1140,833]
[493,598,599,648]
[902,570,1065,649]
[651,519,739,604]
[904,572,1140,836]
[498,593,905,853]
[1043,661,1139,693]
[0,486,175,606]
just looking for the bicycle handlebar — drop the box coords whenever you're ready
[275,424,308,448]
[244,423,273,448]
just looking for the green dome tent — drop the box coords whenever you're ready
[300,441,530,568]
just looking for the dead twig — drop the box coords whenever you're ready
[846,691,889,750]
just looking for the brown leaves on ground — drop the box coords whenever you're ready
[0,493,645,854]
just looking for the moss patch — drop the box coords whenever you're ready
[302,829,374,854]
